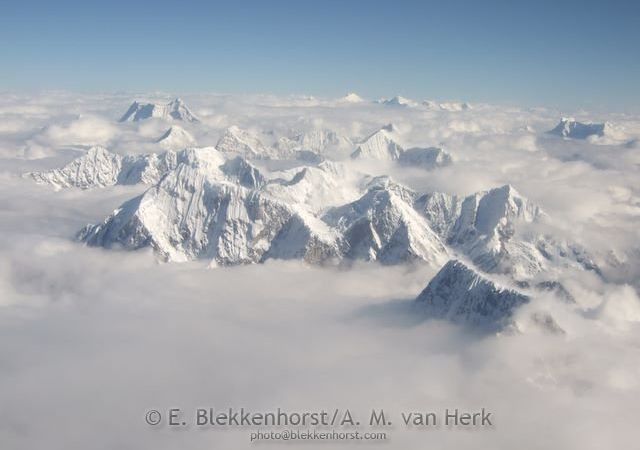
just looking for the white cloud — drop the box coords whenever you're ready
[0,92,639,449]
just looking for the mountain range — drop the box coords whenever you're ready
[45,143,596,290]
[25,98,618,332]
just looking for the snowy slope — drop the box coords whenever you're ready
[323,177,448,265]
[350,126,454,168]
[263,161,360,213]
[215,126,276,159]
[415,184,599,278]
[350,124,404,160]
[275,129,353,158]
[28,146,125,189]
[27,146,217,189]
[155,126,196,150]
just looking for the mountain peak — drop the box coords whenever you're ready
[416,259,530,330]
[379,96,418,107]
[216,126,272,159]
[155,125,196,150]
[350,125,403,160]
[548,118,610,139]
[472,184,540,236]
[119,98,199,122]
[340,92,364,103]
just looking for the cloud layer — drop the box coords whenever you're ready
[0,92,639,449]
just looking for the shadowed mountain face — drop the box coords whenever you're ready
[548,118,610,139]
[415,259,530,331]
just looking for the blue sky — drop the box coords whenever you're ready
[2,0,639,109]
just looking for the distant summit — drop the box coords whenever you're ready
[377,96,418,107]
[350,125,453,170]
[339,92,365,103]
[548,118,611,139]
[119,98,199,122]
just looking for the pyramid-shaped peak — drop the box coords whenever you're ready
[351,125,403,160]
[416,259,529,330]
[155,125,196,149]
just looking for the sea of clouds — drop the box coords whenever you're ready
[0,92,639,449]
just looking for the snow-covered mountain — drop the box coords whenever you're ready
[323,177,448,265]
[27,146,210,189]
[78,155,341,265]
[339,93,365,103]
[419,185,544,276]
[263,161,359,213]
[155,125,196,150]
[215,126,275,159]
[415,184,598,278]
[275,129,353,157]
[548,118,612,139]
[76,153,449,267]
[398,147,453,170]
[415,259,530,330]
[377,96,419,107]
[351,126,454,169]
[119,98,199,122]
[28,146,124,189]
[350,124,403,160]
[32,143,597,280]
